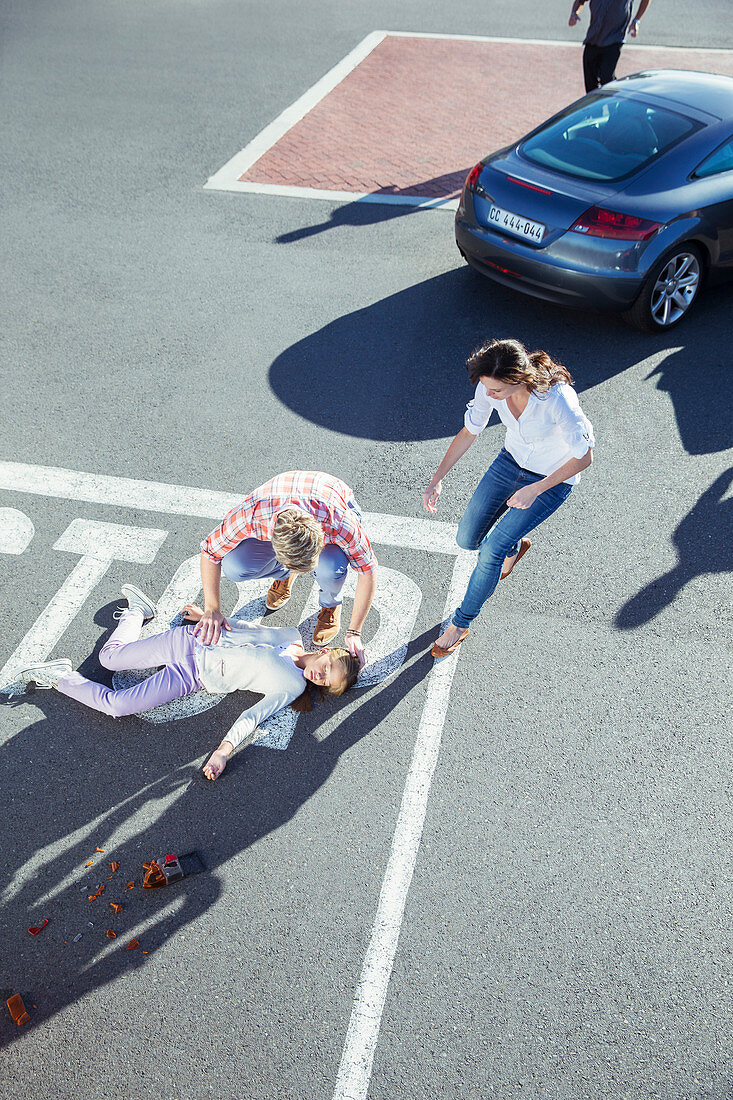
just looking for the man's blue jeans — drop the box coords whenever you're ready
[452,448,572,630]
[221,539,349,608]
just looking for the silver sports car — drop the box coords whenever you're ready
[455,70,733,331]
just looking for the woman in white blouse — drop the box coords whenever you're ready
[20,585,360,781]
[423,338,595,657]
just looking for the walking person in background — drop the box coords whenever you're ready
[423,339,595,657]
[195,471,377,667]
[569,0,652,92]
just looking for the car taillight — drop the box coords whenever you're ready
[464,163,483,193]
[571,206,661,240]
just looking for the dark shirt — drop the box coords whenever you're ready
[584,0,634,47]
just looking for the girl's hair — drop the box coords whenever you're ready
[271,508,325,573]
[466,338,573,392]
[290,648,361,713]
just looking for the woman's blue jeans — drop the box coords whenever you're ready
[452,448,572,630]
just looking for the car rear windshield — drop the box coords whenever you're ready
[520,93,698,182]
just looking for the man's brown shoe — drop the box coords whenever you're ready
[266,574,295,610]
[313,604,341,644]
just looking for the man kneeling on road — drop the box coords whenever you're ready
[195,471,377,667]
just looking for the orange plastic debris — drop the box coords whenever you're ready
[6,994,30,1026]
[109,903,123,914]
[125,881,135,890]
[109,861,119,873]
[85,861,93,867]
[142,860,166,889]
[105,929,117,939]
[95,846,105,852]
[126,939,140,951]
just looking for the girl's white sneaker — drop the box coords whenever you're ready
[21,658,73,689]
[119,584,157,621]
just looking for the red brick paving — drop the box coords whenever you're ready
[238,35,733,200]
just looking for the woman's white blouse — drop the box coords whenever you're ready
[464,381,595,484]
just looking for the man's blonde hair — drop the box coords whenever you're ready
[271,509,325,572]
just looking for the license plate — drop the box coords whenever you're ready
[487,204,545,243]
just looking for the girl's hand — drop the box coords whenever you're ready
[423,481,442,514]
[181,603,204,623]
[507,485,541,510]
[203,744,231,781]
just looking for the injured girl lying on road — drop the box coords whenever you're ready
[20,584,360,781]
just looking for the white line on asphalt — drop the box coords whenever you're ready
[1,556,110,689]
[205,30,386,191]
[332,550,475,1100]
[0,462,461,555]
[205,180,458,211]
[386,29,733,53]
[0,519,168,688]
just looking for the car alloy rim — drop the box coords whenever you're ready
[649,252,701,327]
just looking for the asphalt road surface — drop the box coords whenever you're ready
[1,2,731,1098]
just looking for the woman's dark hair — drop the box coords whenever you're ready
[290,648,361,713]
[466,338,573,392]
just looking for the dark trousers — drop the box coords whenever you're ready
[582,42,623,92]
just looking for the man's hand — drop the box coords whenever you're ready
[568,11,580,25]
[345,632,367,669]
[629,17,640,36]
[193,609,231,646]
[507,485,541,510]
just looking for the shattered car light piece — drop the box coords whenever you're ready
[7,994,30,1026]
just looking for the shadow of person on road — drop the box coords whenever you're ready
[274,170,469,245]
[614,467,733,630]
[645,313,733,455]
[0,625,437,1047]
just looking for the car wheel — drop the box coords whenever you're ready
[623,243,704,333]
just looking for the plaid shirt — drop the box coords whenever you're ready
[201,471,376,574]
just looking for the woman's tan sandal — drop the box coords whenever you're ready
[431,628,469,658]
[500,538,531,580]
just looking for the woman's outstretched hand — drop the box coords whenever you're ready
[423,481,442,514]
[203,743,232,781]
[193,609,231,646]
[507,485,540,510]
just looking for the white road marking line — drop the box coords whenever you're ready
[386,29,733,53]
[204,30,386,191]
[0,519,167,690]
[0,461,240,520]
[205,180,458,211]
[0,462,461,555]
[0,508,34,555]
[333,549,475,1100]
[1,556,111,692]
